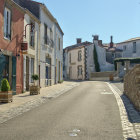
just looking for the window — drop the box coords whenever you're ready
[31,58,34,83]
[78,66,82,76]
[50,28,53,40]
[69,53,71,63]
[123,45,126,51]
[78,50,82,61]
[30,21,35,47]
[133,42,136,53]
[59,37,61,50]
[4,7,11,40]
[44,24,48,45]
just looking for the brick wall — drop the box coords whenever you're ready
[124,64,140,111]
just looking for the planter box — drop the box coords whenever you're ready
[30,85,40,95]
[0,91,13,103]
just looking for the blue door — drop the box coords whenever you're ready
[0,55,6,86]
[12,57,16,95]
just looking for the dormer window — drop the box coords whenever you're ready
[4,7,11,40]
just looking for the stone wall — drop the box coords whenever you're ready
[124,64,140,111]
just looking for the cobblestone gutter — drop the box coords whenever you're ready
[108,83,140,140]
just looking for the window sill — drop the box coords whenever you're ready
[4,37,11,41]
[29,46,35,50]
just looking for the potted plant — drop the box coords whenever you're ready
[30,74,40,95]
[0,78,13,103]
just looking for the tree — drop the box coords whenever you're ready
[93,45,100,72]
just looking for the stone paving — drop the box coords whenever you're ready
[108,82,140,140]
[0,81,79,124]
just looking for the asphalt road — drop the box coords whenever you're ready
[0,81,123,140]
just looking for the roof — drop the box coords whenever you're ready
[107,47,122,52]
[13,0,64,35]
[65,41,93,51]
[117,37,140,44]
[13,0,40,19]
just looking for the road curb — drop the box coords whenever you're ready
[107,82,138,140]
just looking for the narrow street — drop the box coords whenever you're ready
[0,81,123,140]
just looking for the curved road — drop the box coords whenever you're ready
[0,81,123,140]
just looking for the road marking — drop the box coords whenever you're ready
[101,92,113,95]
[106,82,137,140]
[73,129,80,132]
[69,133,78,137]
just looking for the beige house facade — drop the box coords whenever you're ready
[68,46,85,80]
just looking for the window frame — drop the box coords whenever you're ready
[4,7,11,40]
[78,50,82,61]
[133,42,136,53]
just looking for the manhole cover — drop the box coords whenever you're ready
[73,129,80,132]
[101,92,113,95]
[69,133,77,137]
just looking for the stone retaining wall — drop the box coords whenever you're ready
[124,64,140,111]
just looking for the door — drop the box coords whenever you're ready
[12,57,16,95]
[0,55,6,86]
[26,57,29,91]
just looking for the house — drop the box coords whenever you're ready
[104,36,122,64]
[13,0,64,88]
[64,38,92,80]
[116,37,140,58]
[0,0,25,94]
[22,8,40,92]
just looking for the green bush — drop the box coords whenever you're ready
[58,80,64,83]
[1,78,10,92]
[94,45,100,72]
[31,74,39,81]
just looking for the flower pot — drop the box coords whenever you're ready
[109,75,114,81]
[0,91,13,103]
[30,85,40,95]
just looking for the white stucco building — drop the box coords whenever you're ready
[39,4,64,87]
[116,37,140,58]
[23,10,40,91]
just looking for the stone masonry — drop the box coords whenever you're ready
[124,64,140,111]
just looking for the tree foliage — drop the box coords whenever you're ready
[94,45,100,72]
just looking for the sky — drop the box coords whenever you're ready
[36,0,140,48]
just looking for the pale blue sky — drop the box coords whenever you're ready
[36,0,140,48]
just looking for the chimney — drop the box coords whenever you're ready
[110,36,113,48]
[93,35,99,41]
[77,38,82,44]
[98,40,102,46]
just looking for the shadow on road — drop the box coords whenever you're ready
[127,138,136,140]
[121,94,140,123]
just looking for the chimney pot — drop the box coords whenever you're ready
[77,38,82,44]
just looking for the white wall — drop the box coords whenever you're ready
[40,7,55,87]
[116,40,140,58]
[23,13,40,91]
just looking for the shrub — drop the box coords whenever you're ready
[93,45,100,72]
[31,74,39,81]
[1,78,10,92]
[58,80,64,83]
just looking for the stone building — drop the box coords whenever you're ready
[64,39,92,80]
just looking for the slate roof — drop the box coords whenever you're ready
[13,0,40,19]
